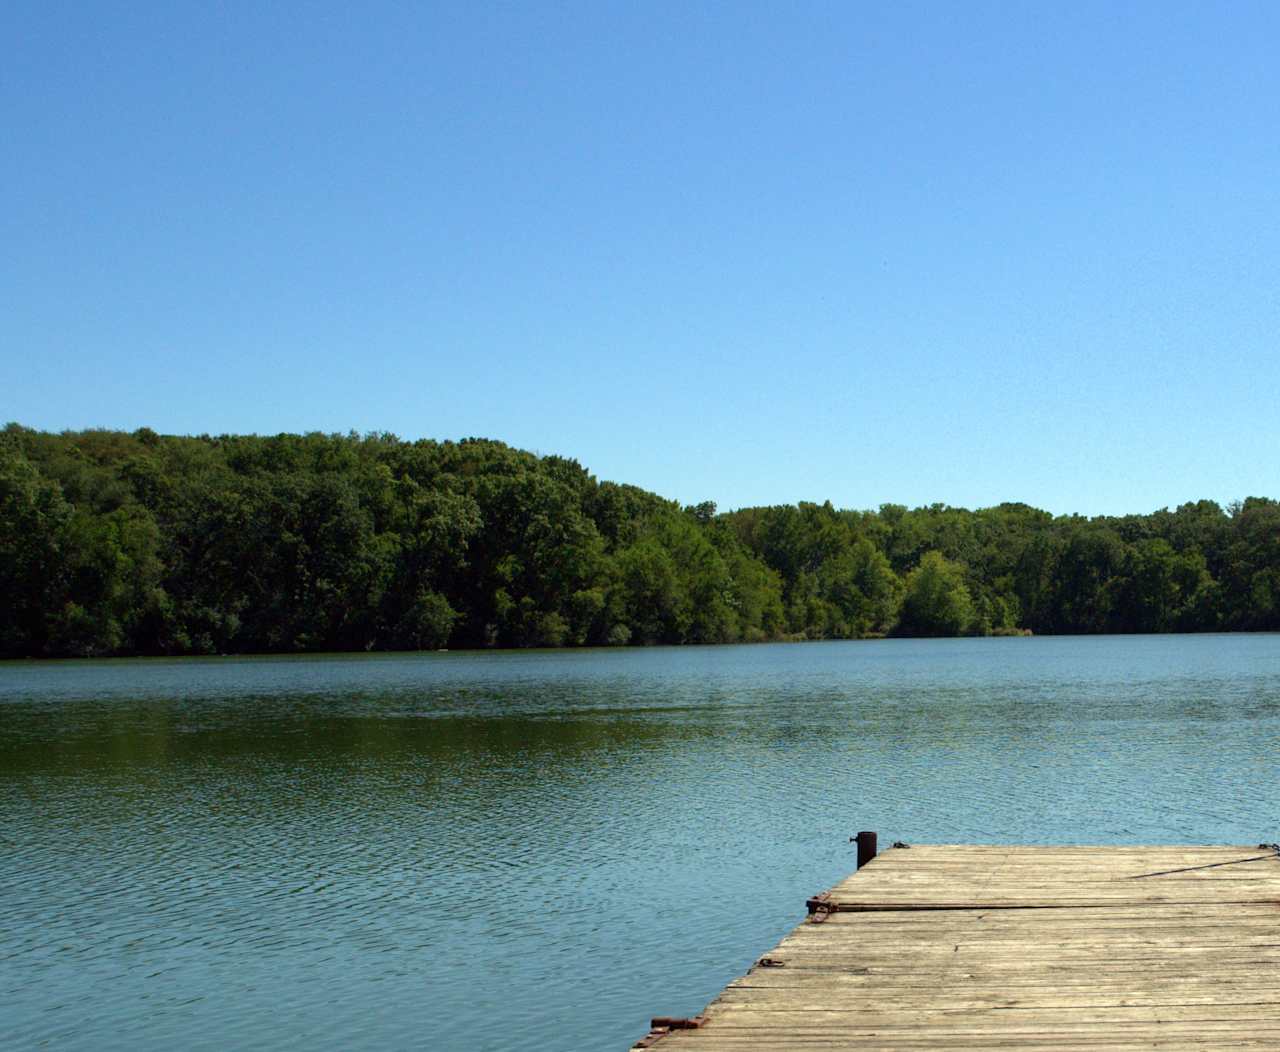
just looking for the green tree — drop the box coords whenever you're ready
[0,443,73,655]
[897,551,974,636]
[820,539,903,637]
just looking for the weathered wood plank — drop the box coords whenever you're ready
[630,843,1280,1049]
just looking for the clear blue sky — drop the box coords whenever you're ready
[4,2,1279,516]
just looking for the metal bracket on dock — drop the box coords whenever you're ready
[806,891,836,923]
[634,1016,706,1048]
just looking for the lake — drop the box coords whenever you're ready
[3,635,1280,1050]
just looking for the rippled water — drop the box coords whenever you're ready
[3,635,1280,1050]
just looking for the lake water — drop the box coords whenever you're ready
[3,635,1280,1050]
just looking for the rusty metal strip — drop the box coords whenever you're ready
[634,1016,706,1048]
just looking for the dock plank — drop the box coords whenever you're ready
[631,845,1280,1050]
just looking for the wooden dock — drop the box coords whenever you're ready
[633,839,1280,1050]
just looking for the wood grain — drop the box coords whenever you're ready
[631,844,1280,1050]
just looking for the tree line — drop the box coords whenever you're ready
[2,425,1278,658]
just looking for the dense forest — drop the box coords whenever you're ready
[2,425,1279,658]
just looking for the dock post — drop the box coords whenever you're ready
[854,830,877,869]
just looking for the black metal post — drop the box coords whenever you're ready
[854,830,877,869]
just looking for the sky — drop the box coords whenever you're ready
[4,2,1279,517]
